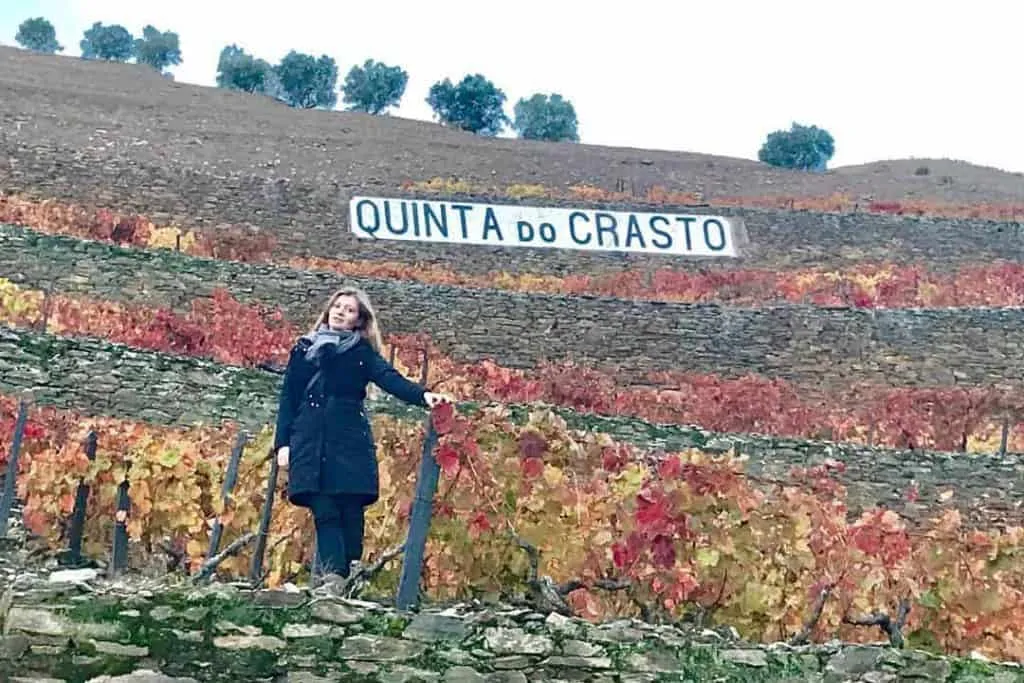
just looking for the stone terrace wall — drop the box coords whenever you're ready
[2,139,1023,277]
[2,325,1022,528]
[3,225,1024,390]
[4,573,1015,682]
[0,325,279,427]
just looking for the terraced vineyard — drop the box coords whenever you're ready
[2,45,1024,674]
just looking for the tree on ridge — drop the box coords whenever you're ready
[275,50,339,109]
[15,17,62,53]
[426,73,509,136]
[758,122,836,171]
[134,25,182,74]
[512,93,580,142]
[216,44,273,94]
[79,22,135,62]
[341,59,408,114]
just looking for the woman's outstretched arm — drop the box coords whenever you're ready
[367,347,428,407]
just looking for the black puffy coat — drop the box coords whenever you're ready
[273,335,427,508]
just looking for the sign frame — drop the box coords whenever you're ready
[348,196,747,258]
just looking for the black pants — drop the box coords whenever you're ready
[308,493,366,578]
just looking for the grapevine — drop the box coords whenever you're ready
[5,393,1023,659]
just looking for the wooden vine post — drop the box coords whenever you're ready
[0,395,30,539]
[207,429,249,561]
[64,430,98,565]
[396,348,441,611]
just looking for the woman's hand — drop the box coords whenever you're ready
[424,392,454,408]
[276,446,289,468]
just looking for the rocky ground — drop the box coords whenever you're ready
[3,572,1018,683]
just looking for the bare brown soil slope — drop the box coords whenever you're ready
[1,46,1022,205]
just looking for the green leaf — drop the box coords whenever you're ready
[159,447,182,468]
[696,548,720,568]
[918,590,942,609]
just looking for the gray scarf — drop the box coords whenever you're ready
[302,324,362,365]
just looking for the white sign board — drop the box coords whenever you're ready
[349,196,744,257]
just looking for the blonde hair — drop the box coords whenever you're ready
[310,286,384,352]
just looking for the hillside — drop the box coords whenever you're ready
[4,43,1024,673]
[2,46,1023,205]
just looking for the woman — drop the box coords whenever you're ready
[273,285,452,582]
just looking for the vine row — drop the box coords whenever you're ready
[2,279,1023,456]
[3,394,1022,660]
[5,193,1024,309]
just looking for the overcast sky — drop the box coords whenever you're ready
[3,0,1022,173]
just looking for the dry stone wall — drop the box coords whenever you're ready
[2,139,1023,277]
[3,225,1024,391]
[3,569,1017,683]
[0,325,279,427]
[1,325,1021,528]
